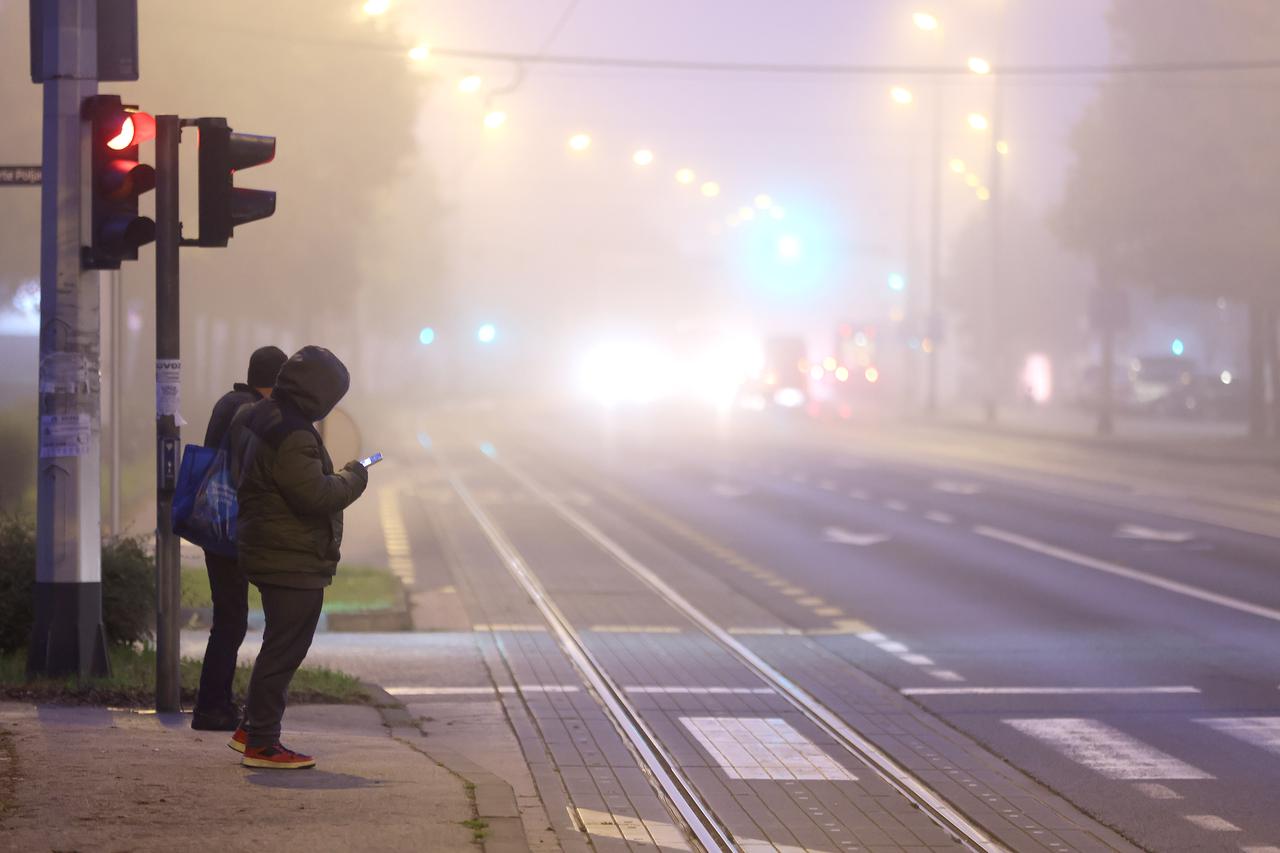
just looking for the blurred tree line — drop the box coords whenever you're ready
[1053,0,1280,437]
[0,1,447,514]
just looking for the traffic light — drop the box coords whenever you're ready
[195,117,276,247]
[84,94,156,269]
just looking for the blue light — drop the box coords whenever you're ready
[479,441,496,458]
[477,323,497,344]
[1171,338,1185,356]
[417,431,432,449]
[888,273,906,292]
[733,201,834,299]
[418,326,436,345]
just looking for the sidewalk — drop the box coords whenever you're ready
[0,702,475,853]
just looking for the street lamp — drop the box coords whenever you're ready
[675,168,696,185]
[457,75,483,94]
[362,0,390,15]
[568,133,592,152]
[632,148,654,166]
[890,86,914,105]
[967,56,991,75]
[754,193,773,209]
[967,112,990,131]
[912,11,939,31]
[700,181,720,198]
[995,139,1010,155]
[976,186,991,201]
[949,158,965,174]
[408,44,429,62]
[483,110,507,130]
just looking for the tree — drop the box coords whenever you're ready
[1052,0,1280,436]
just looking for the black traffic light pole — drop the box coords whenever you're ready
[154,114,183,712]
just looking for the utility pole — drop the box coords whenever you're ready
[28,0,110,679]
[924,76,943,415]
[983,77,1006,424]
[154,115,182,711]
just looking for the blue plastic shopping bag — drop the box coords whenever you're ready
[171,443,237,558]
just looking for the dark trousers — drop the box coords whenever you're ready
[244,584,324,748]
[195,551,249,713]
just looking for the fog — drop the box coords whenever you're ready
[2,0,1279,518]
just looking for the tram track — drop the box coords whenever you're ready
[436,438,1005,852]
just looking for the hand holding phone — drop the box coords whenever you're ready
[359,452,383,468]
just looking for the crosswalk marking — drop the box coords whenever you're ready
[1004,718,1213,780]
[680,716,857,781]
[1196,716,1280,756]
[1183,814,1240,832]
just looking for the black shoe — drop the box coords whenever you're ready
[191,705,243,731]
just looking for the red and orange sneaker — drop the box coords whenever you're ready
[227,726,248,754]
[241,742,315,770]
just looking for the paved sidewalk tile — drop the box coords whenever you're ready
[0,703,472,853]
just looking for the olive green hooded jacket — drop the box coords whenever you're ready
[230,346,368,588]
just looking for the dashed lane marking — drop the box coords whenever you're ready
[883,499,909,512]
[588,625,683,633]
[907,686,1200,696]
[377,489,415,585]
[1196,716,1280,756]
[1133,782,1182,800]
[679,716,858,781]
[925,511,955,524]
[847,488,870,500]
[728,626,804,635]
[976,525,1280,624]
[931,479,984,495]
[822,526,891,546]
[1183,815,1241,832]
[1004,717,1213,780]
[926,670,966,682]
[471,623,548,632]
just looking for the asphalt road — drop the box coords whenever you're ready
[422,408,1279,853]
[288,406,1280,851]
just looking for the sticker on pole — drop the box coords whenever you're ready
[39,414,91,458]
[156,359,181,418]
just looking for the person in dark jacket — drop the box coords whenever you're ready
[191,345,288,732]
[226,346,369,769]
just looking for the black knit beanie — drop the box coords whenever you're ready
[246,345,288,388]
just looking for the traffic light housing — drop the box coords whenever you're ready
[195,118,276,247]
[84,94,156,269]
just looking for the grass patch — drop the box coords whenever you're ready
[0,644,371,707]
[181,565,402,613]
[461,818,489,842]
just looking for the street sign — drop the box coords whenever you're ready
[0,165,42,186]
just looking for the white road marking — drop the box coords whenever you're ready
[976,526,1280,624]
[925,511,955,524]
[573,808,693,850]
[1183,815,1240,832]
[857,631,888,643]
[1197,716,1280,756]
[823,526,890,547]
[625,686,775,695]
[1004,718,1212,780]
[1133,782,1183,800]
[1242,846,1280,853]
[932,479,984,495]
[927,670,967,682]
[847,488,870,500]
[472,623,548,632]
[679,716,857,781]
[883,499,909,512]
[876,640,910,654]
[818,479,838,491]
[900,654,936,666]
[1115,523,1195,544]
[710,482,752,499]
[378,489,415,584]
[386,684,581,696]
[728,626,804,635]
[588,625,682,633]
[907,686,1200,696]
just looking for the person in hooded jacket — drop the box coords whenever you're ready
[224,346,370,769]
[191,345,288,732]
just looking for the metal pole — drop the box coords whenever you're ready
[925,76,943,414]
[154,115,182,712]
[106,268,121,535]
[28,0,110,680]
[983,78,1006,424]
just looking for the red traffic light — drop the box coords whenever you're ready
[84,95,156,269]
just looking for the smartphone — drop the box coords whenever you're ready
[359,452,383,468]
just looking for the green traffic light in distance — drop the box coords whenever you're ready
[477,323,496,343]
[419,326,435,345]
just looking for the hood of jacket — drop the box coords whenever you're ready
[272,346,350,422]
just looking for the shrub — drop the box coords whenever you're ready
[0,406,36,513]
[0,516,155,653]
